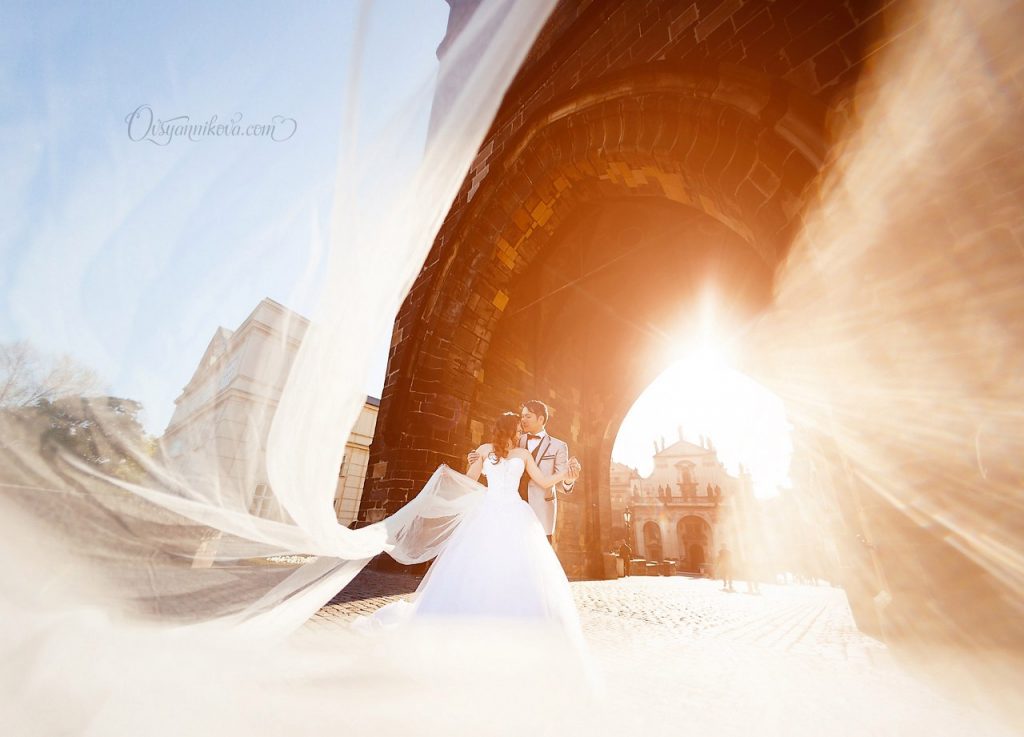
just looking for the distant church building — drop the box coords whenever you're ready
[161,298,378,529]
[626,428,755,574]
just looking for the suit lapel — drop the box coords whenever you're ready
[535,435,551,466]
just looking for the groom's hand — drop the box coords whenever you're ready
[561,457,580,494]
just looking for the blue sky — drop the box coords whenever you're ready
[0,1,450,433]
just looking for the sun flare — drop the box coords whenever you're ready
[612,346,791,499]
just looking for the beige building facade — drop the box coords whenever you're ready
[334,396,379,526]
[625,430,755,574]
[161,298,378,529]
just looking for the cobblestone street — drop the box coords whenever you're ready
[310,572,1017,736]
[315,571,883,661]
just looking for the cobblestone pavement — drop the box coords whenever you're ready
[314,571,881,659]
[309,572,1017,736]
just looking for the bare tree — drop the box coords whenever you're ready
[0,341,101,408]
[1,342,157,483]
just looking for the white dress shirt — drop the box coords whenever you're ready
[526,429,546,454]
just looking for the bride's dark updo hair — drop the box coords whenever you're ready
[488,411,521,463]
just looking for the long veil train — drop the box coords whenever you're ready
[0,1,593,734]
[0,0,558,629]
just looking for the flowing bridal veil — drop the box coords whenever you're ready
[0,1,601,734]
[1,0,560,622]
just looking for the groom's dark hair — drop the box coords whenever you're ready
[522,399,550,423]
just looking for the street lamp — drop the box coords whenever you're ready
[621,506,635,578]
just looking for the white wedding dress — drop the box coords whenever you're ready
[354,454,583,640]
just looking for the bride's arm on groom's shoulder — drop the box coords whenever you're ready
[466,444,489,483]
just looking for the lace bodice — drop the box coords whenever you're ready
[480,453,526,499]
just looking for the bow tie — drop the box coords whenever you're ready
[527,434,541,441]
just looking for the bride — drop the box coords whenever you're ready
[355,411,584,636]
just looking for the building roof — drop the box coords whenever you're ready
[654,437,716,458]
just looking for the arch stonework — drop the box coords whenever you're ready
[363,2,878,575]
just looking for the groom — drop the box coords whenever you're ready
[470,400,579,544]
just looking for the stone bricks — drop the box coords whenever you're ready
[695,0,743,43]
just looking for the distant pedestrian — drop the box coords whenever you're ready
[717,544,735,592]
[618,540,633,577]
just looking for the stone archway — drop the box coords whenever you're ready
[474,196,770,571]
[363,1,876,580]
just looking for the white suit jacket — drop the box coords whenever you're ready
[519,431,571,535]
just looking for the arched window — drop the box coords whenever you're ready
[677,461,697,497]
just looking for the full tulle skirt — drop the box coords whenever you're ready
[354,489,583,646]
